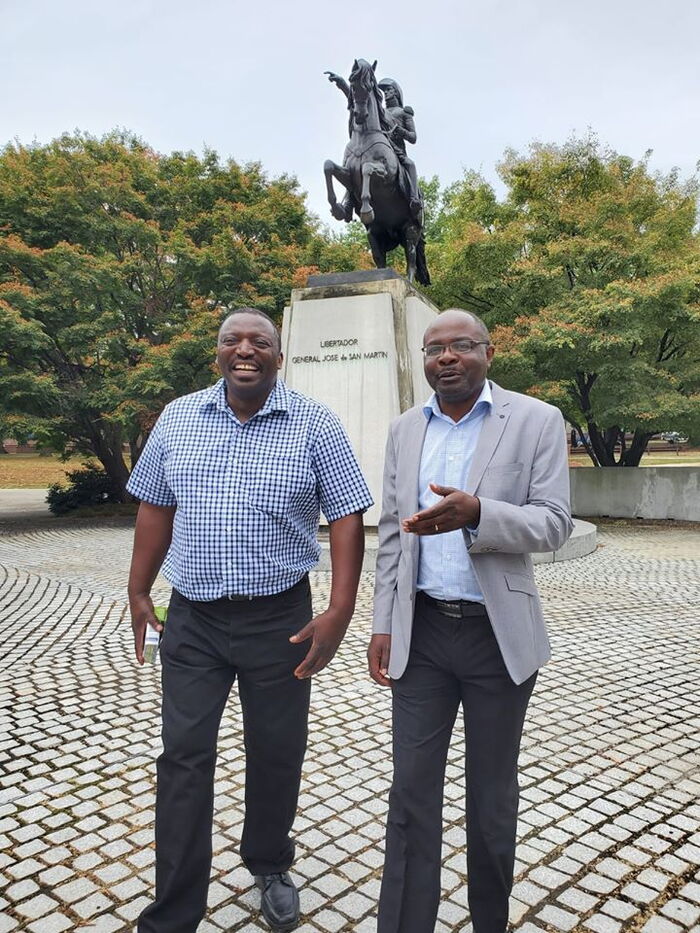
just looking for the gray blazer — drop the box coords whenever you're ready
[372,382,574,685]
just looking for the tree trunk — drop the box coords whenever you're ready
[128,429,150,471]
[572,373,601,466]
[569,420,599,465]
[620,429,654,466]
[129,440,140,472]
[587,422,618,466]
[85,419,132,501]
[586,422,652,466]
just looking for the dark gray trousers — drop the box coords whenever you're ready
[138,577,312,933]
[378,596,536,933]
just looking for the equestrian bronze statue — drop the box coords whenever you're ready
[324,59,430,286]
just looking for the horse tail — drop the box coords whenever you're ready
[416,236,431,286]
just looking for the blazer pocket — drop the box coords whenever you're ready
[483,461,524,476]
[503,572,538,637]
[478,463,525,504]
[504,572,538,596]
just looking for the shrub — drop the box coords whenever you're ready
[47,464,124,515]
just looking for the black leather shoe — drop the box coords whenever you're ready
[254,872,300,931]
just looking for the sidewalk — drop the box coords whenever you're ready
[0,489,51,523]
[0,510,698,932]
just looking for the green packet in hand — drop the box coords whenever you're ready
[144,606,168,664]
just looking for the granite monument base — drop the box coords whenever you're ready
[281,269,439,526]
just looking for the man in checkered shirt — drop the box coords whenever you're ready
[127,307,373,933]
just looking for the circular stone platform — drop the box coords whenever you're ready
[318,519,597,572]
[531,519,597,564]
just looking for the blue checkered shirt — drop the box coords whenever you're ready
[126,379,373,599]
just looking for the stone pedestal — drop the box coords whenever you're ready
[281,270,439,525]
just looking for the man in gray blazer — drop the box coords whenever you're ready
[368,309,573,933]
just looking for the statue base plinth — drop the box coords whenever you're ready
[281,271,439,526]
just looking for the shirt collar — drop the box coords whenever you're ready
[202,378,290,417]
[423,379,493,425]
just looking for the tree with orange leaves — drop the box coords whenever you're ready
[0,131,367,497]
[427,136,700,466]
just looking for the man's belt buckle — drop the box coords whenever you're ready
[227,594,253,601]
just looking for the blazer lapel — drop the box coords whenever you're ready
[402,407,429,512]
[401,407,429,562]
[465,382,511,494]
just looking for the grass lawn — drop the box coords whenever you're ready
[0,454,98,488]
[570,448,700,467]
[1,450,699,490]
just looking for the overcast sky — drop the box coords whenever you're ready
[4,0,699,226]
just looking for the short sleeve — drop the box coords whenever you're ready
[311,411,373,522]
[126,415,177,507]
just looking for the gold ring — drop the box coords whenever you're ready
[434,523,439,532]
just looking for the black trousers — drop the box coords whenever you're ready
[138,577,312,933]
[378,596,536,933]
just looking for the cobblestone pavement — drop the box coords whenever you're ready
[0,516,699,933]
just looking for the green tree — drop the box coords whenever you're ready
[0,131,355,495]
[429,138,700,465]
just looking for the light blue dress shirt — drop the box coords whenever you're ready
[416,380,492,601]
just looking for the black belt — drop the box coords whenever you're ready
[419,591,487,619]
[174,575,309,605]
[225,574,309,602]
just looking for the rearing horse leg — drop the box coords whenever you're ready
[359,161,387,226]
[366,228,387,269]
[403,222,420,283]
[324,160,353,221]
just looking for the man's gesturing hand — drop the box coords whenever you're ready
[367,634,391,687]
[129,593,164,665]
[290,609,350,679]
[402,483,480,535]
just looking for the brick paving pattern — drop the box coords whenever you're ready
[0,517,698,932]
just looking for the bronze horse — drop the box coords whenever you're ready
[324,59,430,286]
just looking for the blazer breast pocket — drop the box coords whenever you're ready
[477,462,524,503]
[482,461,524,476]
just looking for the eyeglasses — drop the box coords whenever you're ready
[421,340,490,357]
